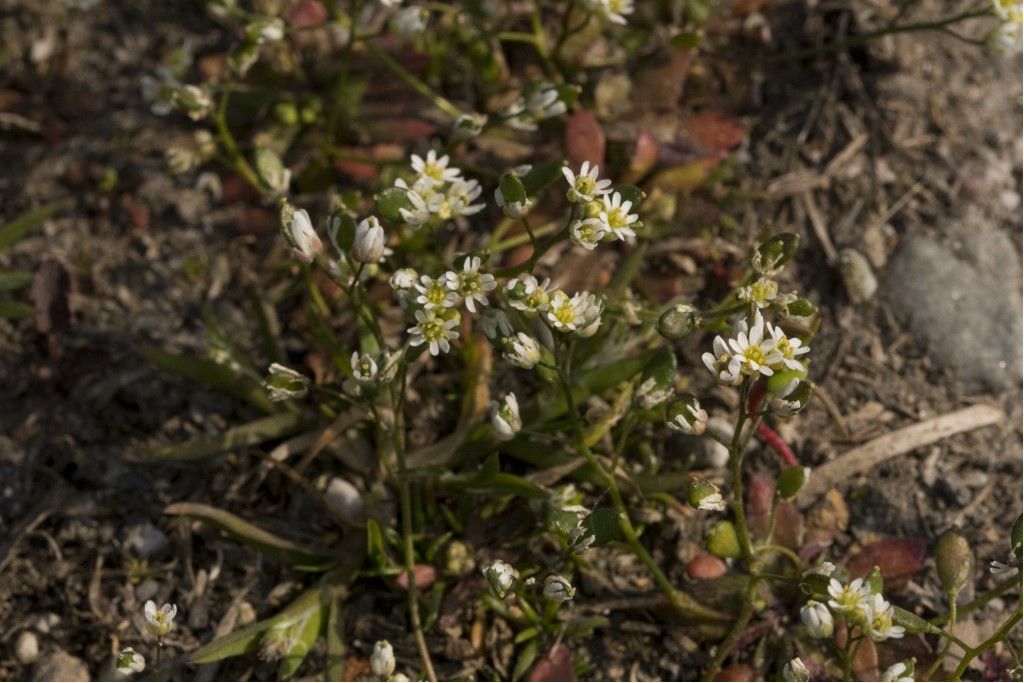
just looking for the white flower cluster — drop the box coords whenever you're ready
[797,577,905,643]
[702,310,809,385]
[559,163,642,249]
[501,275,604,338]
[391,256,497,356]
[392,151,484,228]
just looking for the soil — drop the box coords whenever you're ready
[0,0,1020,681]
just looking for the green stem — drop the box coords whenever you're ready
[363,40,462,119]
[951,604,1023,680]
[754,543,803,569]
[213,89,265,194]
[926,596,957,679]
[393,360,438,682]
[930,573,1022,626]
[702,574,760,677]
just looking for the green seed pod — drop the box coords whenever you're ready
[657,304,701,341]
[375,186,414,223]
[706,520,741,559]
[776,466,810,501]
[892,605,943,635]
[784,296,818,319]
[865,565,884,595]
[935,528,974,597]
[687,478,723,511]
[766,369,806,396]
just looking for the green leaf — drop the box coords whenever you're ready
[547,508,580,537]
[277,596,326,679]
[0,271,32,291]
[145,412,316,462]
[582,508,622,546]
[0,299,33,319]
[189,587,322,664]
[323,577,349,680]
[0,200,65,251]
[366,518,388,570]
[511,638,539,681]
[164,502,338,570]
[139,345,277,413]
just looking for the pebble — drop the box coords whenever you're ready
[134,577,161,602]
[124,522,169,559]
[839,248,878,303]
[323,477,365,525]
[33,650,90,682]
[15,631,40,665]
[884,226,1022,391]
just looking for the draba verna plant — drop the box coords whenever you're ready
[127,0,1024,680]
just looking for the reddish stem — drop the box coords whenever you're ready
[757,422,799,467]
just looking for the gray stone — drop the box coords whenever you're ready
[884,226,1022,391]
[15,631,40,665]
[124,523,168,559]
[33,650,90,682]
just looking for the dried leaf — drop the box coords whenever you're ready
[846,538,926,591]
[527,644,574,682]
[683,111,745,156]
[564,109,605,169]
[31,257,71,336]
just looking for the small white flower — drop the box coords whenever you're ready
[173,84,213,121]
[144,600,177,637]
[738,276,779,309]
[543,574,576,603]
[453,112,487,139]
[283,208,324,263]
[728,311,783,377]
[525,85,567,120]
[378,0,403,6]
[882,661,915,682]
[251,17,285,43]
[415,274,458,310]
[444,256,496,313]
[667,396,708,436]
[702,333,742,386]
[502,332,543,369]
[390,267,419,292]
[350,352,379,384]
[264,363,310,402]
[370,640,396,679]
[562,161,612,203]
[483,559,518,598]
[352,216,386,264]
[827,578,870,623]
[505,275,553,315]
[800,600,834,639]
[447,178,486,217]
[576,292,605,337]
[782,657,809,682]
[546,290,589,333]
[411,150,461,186]
[116,647,146,675]
[408,309,460,356]
[394,179,431,228]
[389,6,428,37]
[767,322,811,372]
[865,593,905,641]
[569,218,607,250]
[490,393,522,441]
[598,191,639,241]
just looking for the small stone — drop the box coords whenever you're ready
[33,650,90,682]
[839,248,878,303]
[124,523,169,559]
[15,631,40,665]
[323,477,365,525]
[861,224,890,269]
[134,577,160,602]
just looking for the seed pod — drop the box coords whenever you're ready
[935,528,974,597]
[776,466,810,501]
[375,186,415,223]
[657,303,701,341]
[706,520,741,559]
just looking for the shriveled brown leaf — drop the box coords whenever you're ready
[289,0,327,27]
[846,538,926,591]
[31,257,71,337]
[683,111,745,156]
[771,502,805,551]
[805,488,849,545]
[527,644,574,682]
[745,472,774,539]
[622,127,659,184]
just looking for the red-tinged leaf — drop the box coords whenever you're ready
[771,502,804,551]
[846,538,926,591]
[686,553,727,580]
[715,664,755,681]
[527,644,574,682]
[366,118,438,142]
[745,472,774,539]
[289,0,327,27]
[220,173,263,204]
[232,207,279,235]
[395,564,437,591]
[683,111,745,156]
[622,128,659,184]
[564,109,605,169]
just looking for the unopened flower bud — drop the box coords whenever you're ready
[495,172,532,219]
[752,233,798,276]
[666,394,708,436]
[657,303,701,341]
[264,363,310,401]
[370,640,396,678]
[490,393,522,441]
[800,600,834,639]
[281,205,323,263]
[783,657,810,682]
[352,216,385,263]
[389,6,428,38]
[543,574,575,603]
[483,559,517,598]
[687,478,726,512]
[502,332,542,369]
[567,525,596,553]
[935,528,974,597]
[116,647,146,675]
[882,659,915,682]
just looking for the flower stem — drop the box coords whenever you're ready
[925,596,957,679]
[213,89,266,194]
[951,604,1022,680]
[363,40,463,120]
[930,573,1022,626]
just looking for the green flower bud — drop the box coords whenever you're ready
[657,304,701,341]
[707,520,741,559]
[498,171,527,204]
[935,528,974,597]
[752,233,799,275]
[687,478,725,511]
[865,565,884,595]
[375,186,415,223]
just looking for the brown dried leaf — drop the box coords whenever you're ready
[31,257,71,337]
[715,664,755,681]
[527,644,574,682]
[846,538,926,591]
[745,472,774,539]
[622,127,659,185]
[564,109,605,169]
[683,111,745,156]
